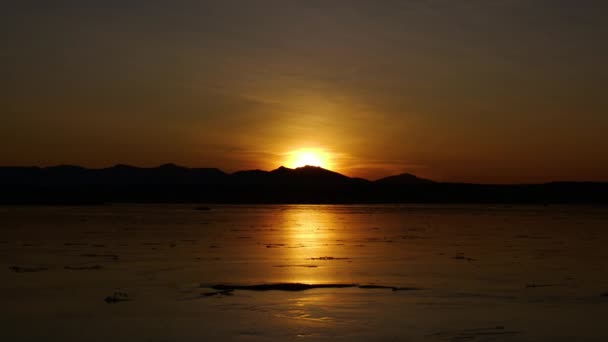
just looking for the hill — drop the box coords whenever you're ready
[0,164,606,204]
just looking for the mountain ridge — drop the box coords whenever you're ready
[0,164,431,186]
[2,163,605,185]
[0,164,606,204]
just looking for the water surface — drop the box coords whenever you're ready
[1,204,607,341]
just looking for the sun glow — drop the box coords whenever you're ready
[286,148,332,169]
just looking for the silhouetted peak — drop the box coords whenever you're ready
[158,163,181,169]
[110,164,138,170]
[375,173,434,185]
[270,166,293,174]
[295,165,322,170]
[293,165,330,174]
[294,165,344,176]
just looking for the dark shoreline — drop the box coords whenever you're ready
[1,184,606,205]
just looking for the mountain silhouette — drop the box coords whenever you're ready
[0,164,606,204]
[0,164,228,186]
[375,173,435,185]
[238,165,366,185]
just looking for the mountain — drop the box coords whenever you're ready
[0,164,227,186]
[230,165,368,186]
[375,173,434,185]
[0,164,606,204]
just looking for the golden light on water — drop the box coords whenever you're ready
[286,148,333,169]
[279,206,339,284]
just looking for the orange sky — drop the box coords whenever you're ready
[1,1,607,183]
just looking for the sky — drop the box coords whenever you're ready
[1,0,607,183]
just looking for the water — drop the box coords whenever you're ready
[1,204,608,341]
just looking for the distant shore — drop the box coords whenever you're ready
[1,164,607,204]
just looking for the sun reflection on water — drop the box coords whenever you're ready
[275,206,352,284]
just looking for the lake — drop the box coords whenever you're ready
[1,204,608,341]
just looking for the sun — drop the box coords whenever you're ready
[294,151,322,167]
[286,148,331,169]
